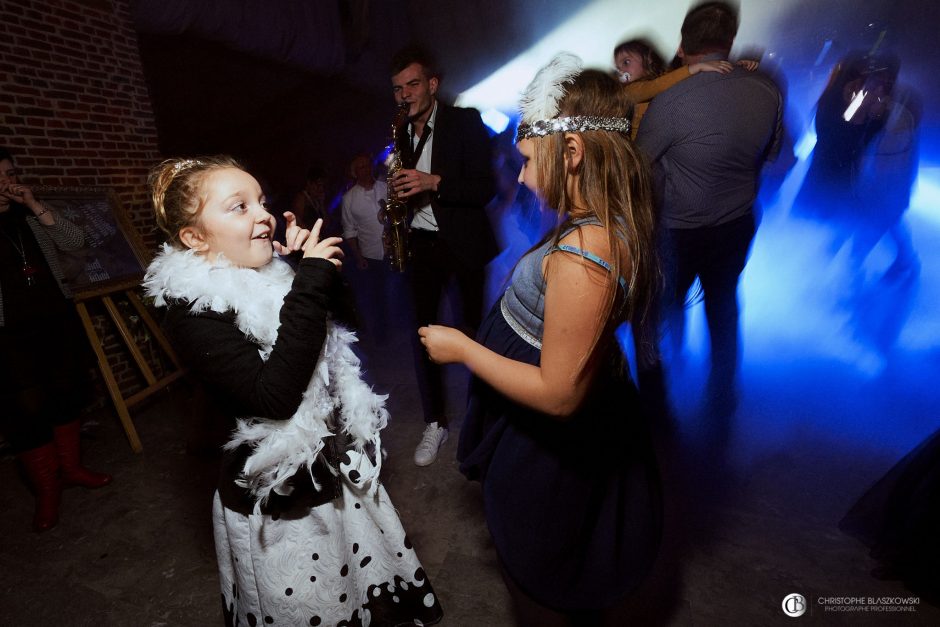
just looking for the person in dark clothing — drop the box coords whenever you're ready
[796,52,921,356]
[420,58,662,625]
[636,2,782,417]
[0,146,111,532]
[796,52,899,238]
[388,46,498,466]
[143,156,442,627]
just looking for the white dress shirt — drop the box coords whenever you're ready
[341,181,388,261]
[408,102,439,232]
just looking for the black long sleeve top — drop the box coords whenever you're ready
[162,258,344,515]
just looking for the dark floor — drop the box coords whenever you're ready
[3,193,940,625]
[2,323,938,626]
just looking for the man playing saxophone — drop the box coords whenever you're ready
[388,45,497,467]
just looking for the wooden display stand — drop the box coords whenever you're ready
[37,187,185,453]
[36,186,183,453]
[74,278,185,453]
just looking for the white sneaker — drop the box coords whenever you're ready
[414,422,449,466]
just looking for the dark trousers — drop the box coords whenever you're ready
[1,316,88,452]
[409,229,485,425]
[665,213,756,403]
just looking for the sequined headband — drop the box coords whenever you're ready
[515,115,632,141]
[172,158,204,174]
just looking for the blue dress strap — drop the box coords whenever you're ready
[547,244,628,291]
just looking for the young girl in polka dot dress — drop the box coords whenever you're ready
[144,156,442,626]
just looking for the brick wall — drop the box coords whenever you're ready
[1,0,165,398]
[0,0,162,250]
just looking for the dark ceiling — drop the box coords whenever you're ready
[130,0,939,199]
[131,0,586,197]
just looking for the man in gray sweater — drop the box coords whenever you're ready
[637,1,782,416]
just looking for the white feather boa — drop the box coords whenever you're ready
[144,245,389,512]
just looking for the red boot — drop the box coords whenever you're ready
[18,443,61,532]
[53,421,113,489]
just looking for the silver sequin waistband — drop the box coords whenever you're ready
[500,297,542,350]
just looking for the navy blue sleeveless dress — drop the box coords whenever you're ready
[457,219,662,610]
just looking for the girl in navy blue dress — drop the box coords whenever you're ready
[419,54,662,625]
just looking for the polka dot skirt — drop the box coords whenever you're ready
[214,485,443,626]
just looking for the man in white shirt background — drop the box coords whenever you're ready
[341,153,396,344]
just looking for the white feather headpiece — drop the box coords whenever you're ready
[519,51,583,124]
[516,52,631,141]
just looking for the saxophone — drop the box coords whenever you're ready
[379,102,411,272]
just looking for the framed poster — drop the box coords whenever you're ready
[36,187,148,299]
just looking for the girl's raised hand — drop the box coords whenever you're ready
[302,218,344,267]
[273,211,310,256]
[736,59,760,72]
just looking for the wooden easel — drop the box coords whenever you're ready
[74,277,185,453]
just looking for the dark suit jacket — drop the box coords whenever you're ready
[398,102,498,269]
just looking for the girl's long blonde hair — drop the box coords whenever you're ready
[530,69,659,360]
